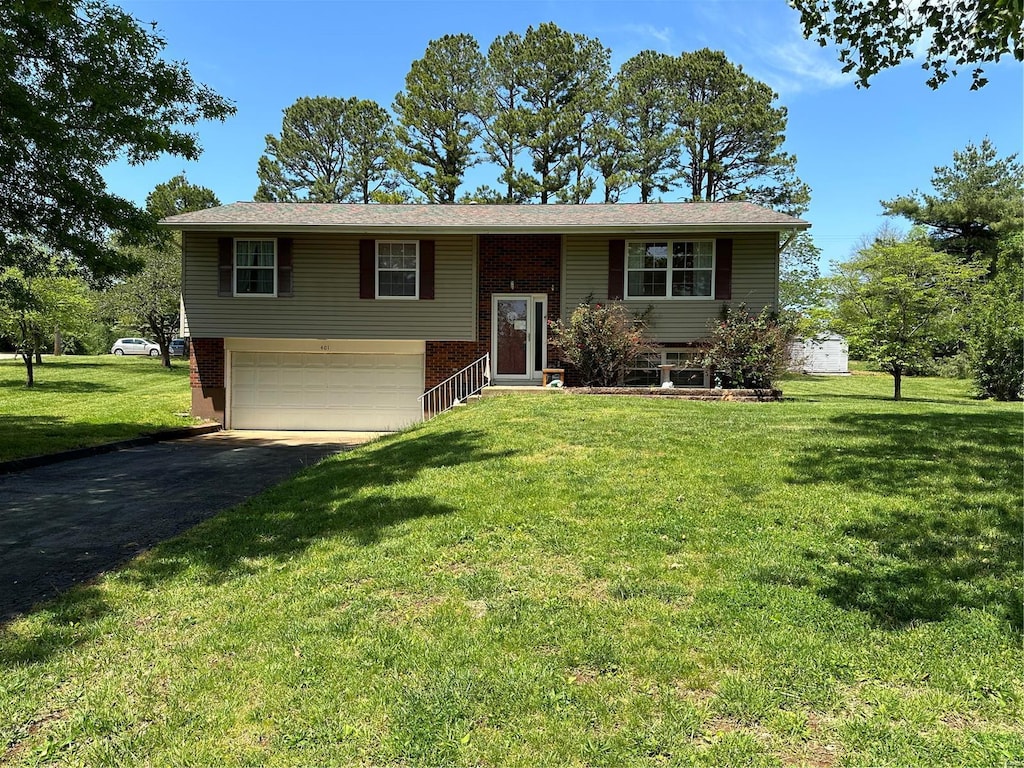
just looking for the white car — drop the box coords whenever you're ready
[111,338,161,357]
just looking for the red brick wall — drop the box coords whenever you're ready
[425,341,487,389]
[477,234,561,347]
[425,234,564,388]
[189,337,225,423]
[190,338,225,388]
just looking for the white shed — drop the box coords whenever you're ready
[788,334,849,375]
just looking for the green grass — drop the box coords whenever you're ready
[1,372,1021,766]
[0,355,195,462]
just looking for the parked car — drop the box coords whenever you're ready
[169,338,187,357]
[111,338,160,357]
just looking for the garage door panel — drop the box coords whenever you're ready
[231,350,423,431]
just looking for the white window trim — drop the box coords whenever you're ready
[375,240,420,300]
[628,346,710,386]
[233,238,277,297]
[624,239,716,300]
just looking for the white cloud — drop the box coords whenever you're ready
[762,41,854,94]
[622,23,674,49]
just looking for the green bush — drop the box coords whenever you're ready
[969,236,1023,400]
[549,300,653,386]
[701,304,792,389]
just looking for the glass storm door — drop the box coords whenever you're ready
[493,295,546,379]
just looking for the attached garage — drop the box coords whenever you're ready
[227,339,424,431]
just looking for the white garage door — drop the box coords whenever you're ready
[230,351,423,431]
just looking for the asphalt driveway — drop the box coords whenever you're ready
[0,431,379,622]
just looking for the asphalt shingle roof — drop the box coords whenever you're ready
[160,201,809,233]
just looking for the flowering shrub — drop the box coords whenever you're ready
[548,300,654,386]
[701,304,792,389]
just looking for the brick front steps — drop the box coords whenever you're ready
[482,386,781,402]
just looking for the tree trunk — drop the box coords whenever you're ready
[893,366,902,401]
[54,326,62,356]
[21,351,34,387]
[34,348,42,365]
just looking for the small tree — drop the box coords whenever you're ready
[548,300,653,386]
[831,234,984,400]
[0,265,94,386]
[701,304,792,389]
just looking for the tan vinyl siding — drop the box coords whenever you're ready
[563,232,779,342]
[182,232,476,340]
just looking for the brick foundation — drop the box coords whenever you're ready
[425,340,488,390]
[189,337,225,424]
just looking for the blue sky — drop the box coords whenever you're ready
[108,0,1023,271]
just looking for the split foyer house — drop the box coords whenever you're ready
[161,202,810,431]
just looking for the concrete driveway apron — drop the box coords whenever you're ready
[0,431,379,622]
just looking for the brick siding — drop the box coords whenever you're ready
[189,337,225,388]
[425,234,564,388]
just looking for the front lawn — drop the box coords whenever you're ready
[0,355,195,462]
[1,373,1020,766]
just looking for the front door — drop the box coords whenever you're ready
[493,294,547,380]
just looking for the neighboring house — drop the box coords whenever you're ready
[788,334,850,375]
[161,202,809,431]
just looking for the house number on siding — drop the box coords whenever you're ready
[320,344,330,351]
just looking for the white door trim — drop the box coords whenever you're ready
[491,294,547,381]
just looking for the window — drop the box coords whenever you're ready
[624,348,708,387]
[235,239,276,296]
[625,240,714,299]
[376,241,418,298]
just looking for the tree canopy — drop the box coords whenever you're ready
[674,48,808,211]
[0,0,234,280]
[792,0,1024,89]
[393,34,485,203]
[253,28,804,210]
[831,232,984,400]
[107,176,220,366]
[882,139,1023,267]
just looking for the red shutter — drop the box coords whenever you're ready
[715,238,733,300]
[419,240,435,300]
[359,239,375,299]
[277,238,293,297]
[608,239,625,300]
[218,237,233,296]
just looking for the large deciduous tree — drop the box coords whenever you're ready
[779,232,827,336]
[393,34,485,203]
[674,48,808,212]
[792,0,1023,89]
[0,0,234,281]
[831,233,983,400]
[107,176,220,367]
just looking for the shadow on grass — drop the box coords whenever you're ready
[0,415,188,464]
[0,380,118,394]
[0,428,511,665]
[784,410,1022,630]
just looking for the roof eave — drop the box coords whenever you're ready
[159,221,811,234]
